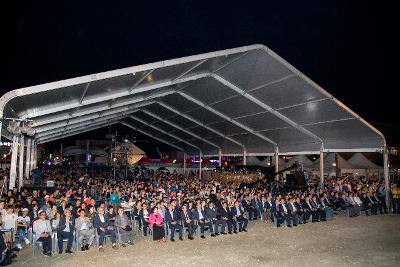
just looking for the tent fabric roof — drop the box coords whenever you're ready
[347,153,383,169]
[285,155,313,168]
[308,153,354,169]
[0,44,385,156]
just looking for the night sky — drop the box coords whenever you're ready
[1,1,397,148]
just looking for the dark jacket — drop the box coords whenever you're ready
[93,213,113,229]
[58,215,75,233]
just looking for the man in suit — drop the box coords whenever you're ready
[164,204,183,241]
[372,192,385,214]
[266,196,275,223]
[279,199,294,227]
[339,193,357,217]
[301,195,318,222]
[57,209,75,254]
[180,205,196,240]
[287,198,298,226]
[75,209,95,251]
[312,195,326,221]
[231,201,248,232]
[250,194,262,220]
[322,193,335,219]
[361,192,378,216]
[205,202,226,235]
[93,206,117,251]
[219,202,237,234]
[191,203,213,239]
[294,197,306,224]
[242,195,256,220]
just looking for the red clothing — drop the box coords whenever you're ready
[149,212,163,228]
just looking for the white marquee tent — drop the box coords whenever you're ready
[344,153,383,176]
[0,44,390,206]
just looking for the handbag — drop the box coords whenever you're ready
[124,225,132,231]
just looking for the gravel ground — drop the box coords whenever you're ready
[13,214,400,267]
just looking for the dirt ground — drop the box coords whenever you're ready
[14,214,400,267]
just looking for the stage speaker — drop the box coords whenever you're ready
[286,174,295,186]
[294,171,306,187]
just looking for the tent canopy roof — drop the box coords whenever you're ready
[347,153,383,169]
[0,44,385,156]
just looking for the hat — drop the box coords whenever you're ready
[22,208,29,212]
[38,210,46,215]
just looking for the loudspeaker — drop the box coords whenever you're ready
[294,171,306,187]
[286,174,295,186]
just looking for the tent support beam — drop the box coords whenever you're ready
[383,146,390,210]
[212,74,322,143]
[38,114,130,140]
[79,82,91,104]
[9,135,19,189]
[243,149,247,165]
[178,92,277,147]
[183,153,187,175]
[274,146,279,177]
[23,73,208,119]
[211,51,250,73]
[199,151,202,180]
[25,138,31,178]
[157,102,245,149]
[320,143,324,189]
[130,115,201,151]
[121,122,184,151]
[172,59,207,81]
[141,110,221,150]
[219,150,222,167]
[34,99,156,131]
[18,135,25,190]
[39,122,118,143]
[129,69,155,93]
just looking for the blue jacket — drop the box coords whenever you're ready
[191,209,207,222]
[164,209,181,224]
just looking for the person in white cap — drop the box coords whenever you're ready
[16,208,31,249]
[32,210,52,256]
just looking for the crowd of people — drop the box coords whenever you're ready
[0,167,399,262]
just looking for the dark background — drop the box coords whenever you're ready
[1,1,398,147]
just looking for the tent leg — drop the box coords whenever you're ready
[199,151,202,180]
[274,147,279,177]
[383,148,390,211]
[243,149,247,165]
[218,150,222,167]
[183,153,187,175]
[9,135,19,189]
[32,140,37,169]
[320,144,324,189]
[25,138,32,179]
[18,135,25,191]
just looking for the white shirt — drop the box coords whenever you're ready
[17,215,31,227]
[282,204,287,213]
[3,213,17,229]
[80,222,88,231]
[291,203,297,212]
[235,207,241,216]
[64,217,72,232]
[197,209,204,220]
